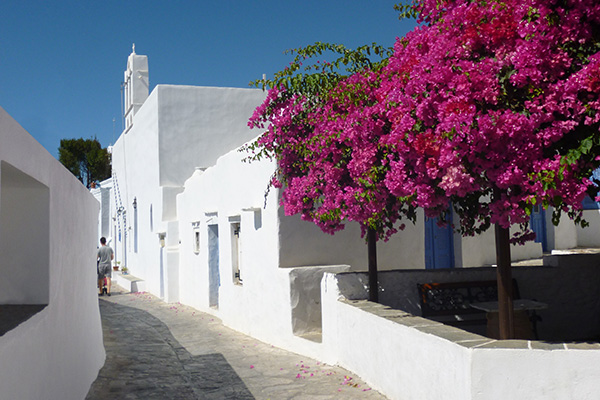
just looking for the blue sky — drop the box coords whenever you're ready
[0,1,416,158]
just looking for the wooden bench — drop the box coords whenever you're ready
[416,279,539,338]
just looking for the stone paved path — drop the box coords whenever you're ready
[86,287,388,400]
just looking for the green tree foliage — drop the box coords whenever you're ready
[58,137,111,188]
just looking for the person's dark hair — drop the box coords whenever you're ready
[100,237,107,245]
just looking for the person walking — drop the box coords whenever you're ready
[97,237,114,296]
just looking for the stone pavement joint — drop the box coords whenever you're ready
[86,287,388,399]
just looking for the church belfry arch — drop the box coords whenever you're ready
[122,44,149,132]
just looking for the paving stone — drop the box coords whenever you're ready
[474,339,530,349]
[455,339,495,348]
[415,324,485,343]
[529,341,567,350]
[564,341,600,350]
[86,288,388,399]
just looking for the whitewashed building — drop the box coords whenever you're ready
[0,107,104,400]
[107,49,268,301]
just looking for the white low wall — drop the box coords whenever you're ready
[553,209,600,249]
[322,272,600,400]
[0,107,105,400]
[461,227,542,267]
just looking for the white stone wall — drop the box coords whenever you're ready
[279,210,426,270]
[576,210,600,247]
[280,206,542,271]
[91,178,115,247]
[461,228,543,267]
[0,107,104,400]
[322,272,600,400]
[155,85,267,187]
[470,348,600,400]
[549,207,600,250]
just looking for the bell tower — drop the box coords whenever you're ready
[123,44,149,132]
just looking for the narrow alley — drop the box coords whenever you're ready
[85,287,388,400]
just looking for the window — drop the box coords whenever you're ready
[229,216,242,285]
[133,197,138,253]
[192,221,200,254]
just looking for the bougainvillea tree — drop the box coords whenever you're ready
[379,0,600,338]
[383,0,600,240]
[249,1,600,335]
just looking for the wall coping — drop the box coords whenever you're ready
[341,298,600,351]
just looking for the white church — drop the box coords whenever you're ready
[92,49,600,399]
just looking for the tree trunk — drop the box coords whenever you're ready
[367,227,379,303]
[494,223,515,339]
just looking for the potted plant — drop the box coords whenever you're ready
[113,261,120,272]
[121,266,129,275]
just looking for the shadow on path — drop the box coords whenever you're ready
[86,297,254,400]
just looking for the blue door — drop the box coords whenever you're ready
[425,209,454,269]
[530,206,548,252]
[208,224,220,308]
